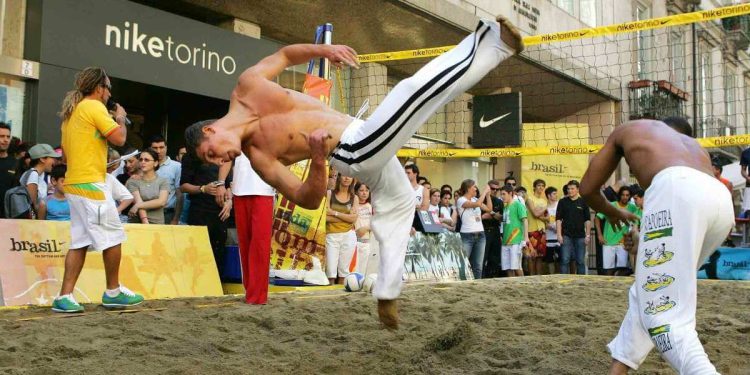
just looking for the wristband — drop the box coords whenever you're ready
[335,211,338,217]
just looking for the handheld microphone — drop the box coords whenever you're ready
[106,98,132,126]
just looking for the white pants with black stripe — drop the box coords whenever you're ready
[330,19,515,300]
[607,167,733,374]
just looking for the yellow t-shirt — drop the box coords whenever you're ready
[526,194,548,232]
[61,99,119,185]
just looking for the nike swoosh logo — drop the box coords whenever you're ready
[479,112,512,128]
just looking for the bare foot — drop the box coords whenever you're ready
[609,359,630,375]
[495,15,525,54]
[377,299,399,330]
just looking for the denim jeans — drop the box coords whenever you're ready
[461,232,486,279]
[560,235,587,275]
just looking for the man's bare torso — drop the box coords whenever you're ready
[616,121,712,188]
[216,76,352,165]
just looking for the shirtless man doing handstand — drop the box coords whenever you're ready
[580,118,733,374]
[186,16,524,329]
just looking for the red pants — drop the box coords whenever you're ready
[234,195,274,304]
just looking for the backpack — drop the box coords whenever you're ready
[4,170,34,219]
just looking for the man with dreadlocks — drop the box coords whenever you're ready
[54,67,144,313]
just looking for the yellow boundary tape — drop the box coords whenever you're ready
[396,134,750,158]
[359,4,750,63]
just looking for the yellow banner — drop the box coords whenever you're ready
[521,123,590,190]
[359,4,750,62]
[396,134,750,158]
[0,220,223,306]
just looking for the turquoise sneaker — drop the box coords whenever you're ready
[51,295,84,313]
[101,286,144,308]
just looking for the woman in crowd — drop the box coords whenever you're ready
[353,182,374,275]
[438,190,457,231]
[456,179,492,279]
[526,179,549,275]
[427,188,441,220]
[126,149,169,224]
[17,144,61,219]
[325,174,357,284]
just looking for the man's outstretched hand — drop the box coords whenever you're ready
[309,128,332,162]
[608,208,639,232]
[325,45,360,69]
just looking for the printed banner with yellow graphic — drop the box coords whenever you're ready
[359,3,750,62]
[521,123,589,191]
[0,220,222,307]
[268,74,330,272]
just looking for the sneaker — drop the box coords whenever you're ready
[51,295,84,313]
[496,15,525,54]
[101,286,144,308]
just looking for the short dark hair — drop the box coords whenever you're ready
[634,190,644,198]
[617,186,632,199]
[148,134,166,146]
[0,122,10,132]
[440,184,452,193]
[567,180,580,188]
[662,117,693,137]
[488,179,500,186]
[50,164,67,180]
[141,148,160,171]
[404,164,420,175]
[501,184,514,193]
[184,119,217,155]
[504,176,516,184]
[533,179,546,187]
[545,186,557,197]
[515,186,527,193]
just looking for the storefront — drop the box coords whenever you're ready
[23,0,281,154]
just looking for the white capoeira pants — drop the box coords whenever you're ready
[330,19,514,300]
[607,167,733,374]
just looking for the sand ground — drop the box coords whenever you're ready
[1,275,748,375]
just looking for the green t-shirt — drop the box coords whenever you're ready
[596,201,639,245]
[502,200,528,245]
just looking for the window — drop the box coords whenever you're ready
[724,66,737,124]
[554,0,600,26]
[669,31,686,90]
[635,3,652,79]
[557,0,575,15]
[697,47,712,138]
[580,0,598,26]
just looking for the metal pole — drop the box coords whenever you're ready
[322,23,333,80]
[691,6,698,138]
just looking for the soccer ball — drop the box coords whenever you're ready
[363,273,378,293]
[344,272,365,292]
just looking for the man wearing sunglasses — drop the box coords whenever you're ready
[56,67,144,313]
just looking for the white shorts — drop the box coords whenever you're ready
[325,230,357,278]
[743,187,750,212]
[66,182,126,251]
[603,244,629,269]
[501,244,523,270]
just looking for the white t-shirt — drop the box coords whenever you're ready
[546,200,559,242]
[232,153,275,197]
[413,184,424,207]
[457,196,484,233]
[354,202,373,240]
[439,206,454,225]
[21,169,48,202]
[106,174,133,202]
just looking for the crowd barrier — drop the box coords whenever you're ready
[0,219,223,307]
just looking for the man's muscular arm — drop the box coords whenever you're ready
[580,126,638,229]
[242,44,359,81]
[250,130,330,210]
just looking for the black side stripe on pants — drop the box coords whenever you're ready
[334,23,491,164]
